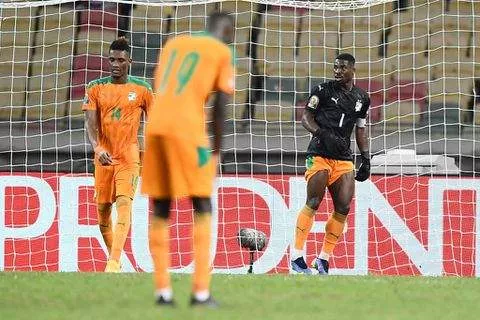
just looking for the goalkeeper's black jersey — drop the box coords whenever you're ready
[305,80,370,161]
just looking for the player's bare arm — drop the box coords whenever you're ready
[355,123,370,182]
[302,100,336,140]
[210,13,234,158]
[301,108,320,135]
[355,125,368,155]
[84,110,113,166]
[212,91,231,155]
[302,86,337,140]
[139,93,152,161]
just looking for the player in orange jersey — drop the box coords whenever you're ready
[142,12,234,307]
[83,37,153,273]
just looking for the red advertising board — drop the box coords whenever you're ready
[0,173,477,276]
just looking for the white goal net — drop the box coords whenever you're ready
[1,0,479,276]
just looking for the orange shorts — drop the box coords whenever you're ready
[94,161,140,204]
[141,135,216,199]
[304,156,354,186]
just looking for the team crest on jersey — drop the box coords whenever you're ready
[307,95,319,109]
[128,92,137,101]
[355,100,363,112]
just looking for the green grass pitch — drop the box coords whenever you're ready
[1,272,479,320]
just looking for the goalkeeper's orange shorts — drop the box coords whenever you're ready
[304,156,354,186]
[141,135,216,199]
[94,162,140,204]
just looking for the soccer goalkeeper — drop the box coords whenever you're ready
[291,53,371,275]
[83,37,153,272]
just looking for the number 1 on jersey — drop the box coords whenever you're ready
[339,113,345,127]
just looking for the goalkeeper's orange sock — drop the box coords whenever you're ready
[292,205,315,260]
[149,216,171,298]
[319,212,347,261]
[97,205,113,254]
[109,196,132,263]
[192,213,212,300]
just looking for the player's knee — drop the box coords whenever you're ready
[192,197,212,214]
[116,196,131,208]
[97,203,112,214]
[334,204,350,215]
[306,197,321,211]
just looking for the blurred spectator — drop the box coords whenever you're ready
[445,0,452,12]
[380,0,409,56]
[245,3,268,59]
[118,0,133,38]
[393,0,409,11]
[463,79,480,130]
[162,6,176,46]
[379,23,391,57]
[241,63,265,129]
[241,3,268,130]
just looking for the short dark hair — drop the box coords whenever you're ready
[336,53,355,65]
[110,37,130,55]
[207,11,234,31]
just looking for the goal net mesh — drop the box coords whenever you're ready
[0,0,479,276]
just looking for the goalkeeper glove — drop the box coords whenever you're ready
[355,151,371,182]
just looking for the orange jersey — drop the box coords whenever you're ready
[82,75,153,164]
[147,33,234,144]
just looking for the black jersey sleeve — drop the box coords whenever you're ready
[305,84,327,112]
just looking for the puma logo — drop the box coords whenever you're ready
[331,97,339,105]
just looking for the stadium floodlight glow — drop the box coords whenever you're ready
[237,228,267,274]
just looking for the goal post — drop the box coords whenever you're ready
[0,0,479,276]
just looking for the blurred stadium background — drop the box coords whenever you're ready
[1,0,479,173]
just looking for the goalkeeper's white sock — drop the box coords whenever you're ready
[319,251,330,261]
[291,248,305,261]
[155,288,173,302]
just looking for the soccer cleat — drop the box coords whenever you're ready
[291,257,313,275]
[190,295,219,308]
[312,257,329,275]
[156,296,176,307]
[104,259,121,273]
